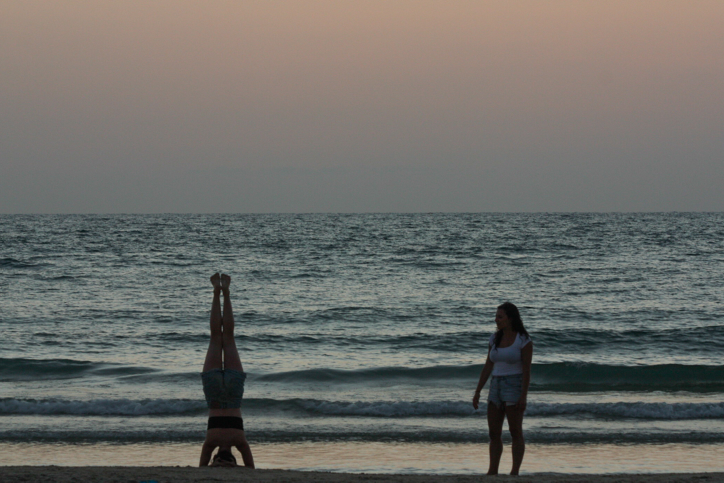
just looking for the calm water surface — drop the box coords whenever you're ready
[1,213,723,472]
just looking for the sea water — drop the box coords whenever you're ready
[1,213,723,473]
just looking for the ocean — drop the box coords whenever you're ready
[1,213,723,474]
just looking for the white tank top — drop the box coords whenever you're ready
[489,332,531,376]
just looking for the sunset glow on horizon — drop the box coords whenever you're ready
[2,1,723,212]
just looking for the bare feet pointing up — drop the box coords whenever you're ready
[220,274,231,291]
[210,273,221,289]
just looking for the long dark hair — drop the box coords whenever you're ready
[493,302,529,349]
[213,449,236,465]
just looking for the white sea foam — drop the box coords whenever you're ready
[298,400,724,419]
[4,397,723,420]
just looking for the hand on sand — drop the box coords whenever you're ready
[210,273,221,289]
[220,274,231,291]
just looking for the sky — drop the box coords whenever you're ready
[1,0,723,213]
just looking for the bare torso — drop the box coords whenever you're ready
[203,428,247,448]
[205,406,244,446]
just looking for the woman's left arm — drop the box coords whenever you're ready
[199,441,215,467]
[519,342,533,413]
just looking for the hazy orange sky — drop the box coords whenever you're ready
[1,1,722,212]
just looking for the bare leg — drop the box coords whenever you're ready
[220,274,243,372]
[202,274,223,372]
[487,402,506,475]
[506,404,525,475]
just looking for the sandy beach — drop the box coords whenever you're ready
[2,467,724,483]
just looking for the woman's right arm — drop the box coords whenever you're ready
[472,348,494,410]
[236,439,255,468]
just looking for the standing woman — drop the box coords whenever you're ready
[472,302,532,476]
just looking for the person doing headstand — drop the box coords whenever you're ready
[199,273,255,468]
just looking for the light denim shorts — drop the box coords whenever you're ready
[488,374,523,408]
[201,369,246,409]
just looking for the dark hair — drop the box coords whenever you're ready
[213,449,237,464]
[493,302,529,349]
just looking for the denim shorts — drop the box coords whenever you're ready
[488,374,523,408]
[201,369,246,409]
